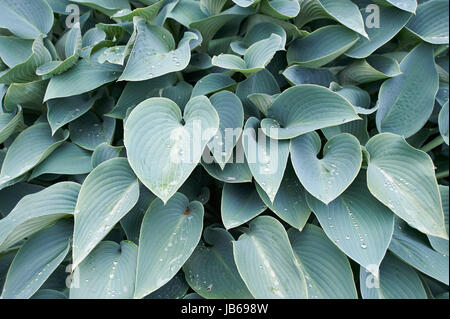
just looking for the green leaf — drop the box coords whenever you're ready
[119,18,198,82]
[1,220,72,299]
[146,272,189,299]
[376,43,439,138]
[233,216,308,298]
[71,0,131,16]
[0,123,69,187]
[29,142,93,180]
[346,6,413,59]
[183,226,253,299]
[91,143,123,168]
[366,133,447,239]
[260,0,300,20]
[36,24,83,77]
[339,55,402,85]
[296,0,367,37]
[202,159,253,184]
[0,36,51,85]
[389,219,449,285]
[191,73,236,98]
[0,182,80,253]
[221,182,267,229]
[70,241,138,299]
[288,224,358,299]
[427,186,449,256]
[261,84,360,140]
[69,112,116,151]
[359,252,427,299]
[306,172,395,271]
[0,106,24,144]
[0,0,54,39]
[439,101,449,145]
[212,34,283,76]
[44,50,122,101]
[124,96,219,203]
[3,79,47,112]
[72,158,140,268]
[111,0,164,21]
[242,117,290,202]
[291,132,362,204]
[207,91,244,169]
[282,65,337,87]
[47,93,101,135]
[373,0,417,13]
[135,193,204,298]
[287,25,359,68]
[405,0,449,44]
[255,163,311,230]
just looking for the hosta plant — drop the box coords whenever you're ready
[0,0,449,300]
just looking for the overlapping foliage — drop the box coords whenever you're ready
[0,0,449,299]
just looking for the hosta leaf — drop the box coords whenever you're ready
[282,65,337,87]
[161,81,193,111]
[0,0,54,39]
[124,96,219,204]
[202,159,253,184]
[306,172,395,271]
[111,0,164,21]
[366,133,447,239]
[32,289,67,299]
[72,158,140,268]
[221,182,267,229]
[242,117,290,202]
[191,73,236,97]
[212,34,283,76]
[287,26,359,68]
[69,112,116,151]
[373,0,417,13]
[107,73,177,119]
[47,93,100,135]
[146,272,189,299]
[427,186,449,258]
[3,80,47,112]
[255,163,311,230]
[230,22,287,55]
[405,0,449,44]
[0,106,24,144]
[0,183,43,218]
[0,123,68,186]
[1,220,72,299]
[44,50,122,101]
[288,224,358,299]
[261,84,360,140]
[389,219,449,285]
[346,6,413,59]
[71,0,131,16]
[0,182,80,253]
[91,143,123,168]
[70,241,138,299]
[329,83,374,114]
[119,18,198,82]
[290,132,362,204]
[120,184,156,244]
[207,91,244,169]
[360,252,427,299]
[183,226,253,299]
[233,216,308,298]
[30,143,93,180]
[439,101,449,145]
[295,0,367,37]
[135,193,204,298]
[36,24,82,77]
[260,0,300,20]
[376,43,439,138]
[339,55,402,85]
[0,36,51,85]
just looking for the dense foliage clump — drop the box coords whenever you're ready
[0,0,448,299]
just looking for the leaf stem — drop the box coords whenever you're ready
[436,170,449,180]
[421,135,444,153]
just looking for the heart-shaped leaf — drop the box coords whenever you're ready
[124,96,219,203]
[290,132,362,204]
